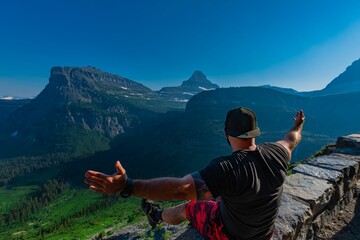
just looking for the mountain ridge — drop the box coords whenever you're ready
[2,57,360,159]
[0,67,220,157]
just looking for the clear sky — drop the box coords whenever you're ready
[1,0,360,97]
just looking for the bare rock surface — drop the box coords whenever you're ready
[273,194,312,240]
[293,163,343,183]
[283,173,334,216]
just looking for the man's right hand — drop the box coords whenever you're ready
[277,110,305,157]
[293,110,305,129]
[84,161,128,195]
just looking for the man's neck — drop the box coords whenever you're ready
[229,138,257,152]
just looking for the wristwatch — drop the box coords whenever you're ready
[120,177,133,198]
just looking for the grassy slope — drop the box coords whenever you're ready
[0,162,145,240]
[0,186,39,214]
[0,188,145,240]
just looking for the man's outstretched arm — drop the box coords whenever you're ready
[277,110,305,157]
[84,161,213,201]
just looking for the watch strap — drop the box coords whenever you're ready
[120,177,133,198]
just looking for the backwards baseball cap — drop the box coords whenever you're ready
[224,107,261,138]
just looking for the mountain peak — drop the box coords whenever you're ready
[157,71,219,104]
[188,70,208,82]
[321,58,360,95]
[181,71,219,89]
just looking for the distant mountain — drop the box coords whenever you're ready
[260,85,300,95]
[320,58,360,95]
[258,59,360,97]
[0,67,222,158]
[295,58,360,97]
[158,71,219,103]
[2,59,360,161]
[0,66,168,157]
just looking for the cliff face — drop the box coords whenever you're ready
[35,66,158,138]
[0,67,162,156]
[41,66,155,104]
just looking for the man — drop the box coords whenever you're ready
[84,107,305,240]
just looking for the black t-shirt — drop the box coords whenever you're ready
[198,142,290,240]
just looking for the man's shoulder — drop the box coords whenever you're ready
[259,142,287,150]
[258,142,291,161]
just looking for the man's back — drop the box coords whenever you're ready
[199,142,290,239]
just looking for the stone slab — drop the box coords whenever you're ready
[306,155,358,178]
[274,193,312,240]
[283,173,334,216]
[330,153,360,162]
[293,164,343,183]
[335,134,360,155]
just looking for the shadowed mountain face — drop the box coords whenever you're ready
[0,67,220,158]
[158,71,219,103]
[0,67,167,157]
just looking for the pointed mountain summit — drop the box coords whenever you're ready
[181,71,219,89]
[158,71,219,103]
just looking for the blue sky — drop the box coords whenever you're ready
[1,0,360,97]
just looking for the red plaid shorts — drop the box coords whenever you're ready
[185,200,229,240]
